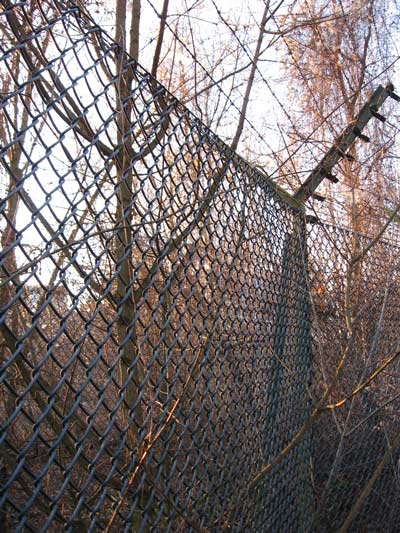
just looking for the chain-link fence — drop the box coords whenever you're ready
[0,1,314,530]
[307,221,400,532]
[1,1,400,531]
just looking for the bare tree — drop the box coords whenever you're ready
[2,0,399,530]
[273,1,400,528]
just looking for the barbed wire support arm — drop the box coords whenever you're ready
[293,83,399,204]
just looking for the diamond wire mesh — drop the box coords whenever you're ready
[0,1,314,530]
[307,220,400,532]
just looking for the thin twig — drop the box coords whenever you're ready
[104,343,205,532]
[338,430,400,532]
[322,349,400,410]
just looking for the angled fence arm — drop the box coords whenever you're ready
[293,83,399,204]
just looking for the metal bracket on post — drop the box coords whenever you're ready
[293,83,397,204]
[325,173,339,183]
[387,87,400,102]
[311,192,325,202]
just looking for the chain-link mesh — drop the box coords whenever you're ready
[308,220,400,532]
[0,1,314,530]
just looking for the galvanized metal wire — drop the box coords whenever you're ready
[308,220,400,532]
[1,1,399,531]
[0,1,313,530]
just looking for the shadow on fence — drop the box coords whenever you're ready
[1,1,399,531]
